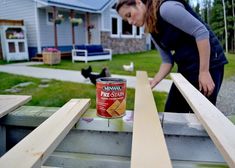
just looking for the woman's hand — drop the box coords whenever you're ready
[149,79,158,89]
[149,63,173,89]
[199,71,215,97]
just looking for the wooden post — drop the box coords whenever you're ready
[170,73,235,168]
[0,42,3,60]
[86,12,91,44]
[70,10,75,49]
[131,71,172,168]
[53,6,58,49]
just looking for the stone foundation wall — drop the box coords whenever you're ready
[101,31,147,54]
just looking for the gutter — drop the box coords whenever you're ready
[35,0,114,13]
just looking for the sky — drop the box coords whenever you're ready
[190,0,214,7]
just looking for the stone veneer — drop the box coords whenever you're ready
[101,31,147,54]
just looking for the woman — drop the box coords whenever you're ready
[116,0,228,113]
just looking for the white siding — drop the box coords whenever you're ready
[101,2,118,32]
[38,8,86,47]
[0,0,38,47]
[102,8,111,31]
[90,14,101,44]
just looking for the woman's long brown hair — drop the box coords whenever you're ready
[116,0,163,33]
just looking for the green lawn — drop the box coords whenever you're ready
[34,50,174,78]
[0,50,234,112]
[0,72,167,111]
[34,50,235,79]
[224,53,235,79]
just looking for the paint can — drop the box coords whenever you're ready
[96,77,126,118]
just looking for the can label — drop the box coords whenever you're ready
[96,77,126,118]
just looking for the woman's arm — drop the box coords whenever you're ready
[150,63,173,89]
[150,38,174,89]
[160,1,215,96]
[197,39,215,96]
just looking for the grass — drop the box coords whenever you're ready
[0,72,167,111]
[224,53,235,79]
[34,50,177,78]
[1,50,171,111]
[0,50,234,111]
[34,50,235,79]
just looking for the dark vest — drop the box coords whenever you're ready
[151,0,228,73]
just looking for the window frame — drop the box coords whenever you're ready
[110,12,143,39]
[120,19,135,38]
[110,15,119,38]
[46,9,54,26]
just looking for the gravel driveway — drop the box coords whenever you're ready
[217,76,235,116]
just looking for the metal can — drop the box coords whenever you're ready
[96,77,126,118]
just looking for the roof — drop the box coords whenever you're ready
[36,0,115,13]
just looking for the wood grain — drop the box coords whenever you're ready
[131,71,172,168]
[0,99,90,168]
[0,95,31,118]
[170,73,235,168]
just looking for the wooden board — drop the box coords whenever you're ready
[0,95,32,118]
[170,73,235,168]
[0,99,90,168]
[131,71,172,168]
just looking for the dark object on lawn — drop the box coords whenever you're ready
[81,66,92,79]
[89,67,111,85]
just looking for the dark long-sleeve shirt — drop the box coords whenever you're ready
[152,1,209,64]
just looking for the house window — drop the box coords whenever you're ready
[136,27,140,36]
[111,17,118,35]
[110,9,143,38]
[48,12,53,23]
[122,20,133,35]
[112,3,116,10]
[46,10,54,25]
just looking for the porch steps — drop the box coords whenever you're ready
[31,53,43,61]
[31,52,72,61]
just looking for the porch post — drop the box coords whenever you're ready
[86,12,91,44]
[70,10,75,49]
[53,6,58,49]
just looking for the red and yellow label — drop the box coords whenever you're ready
[96,78,126,118]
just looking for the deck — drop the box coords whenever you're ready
[0,72,234,168]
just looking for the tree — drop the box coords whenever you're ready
[207,0,212,25]
[191,0,234,53]
[222,0,228,53]
[194,2,200,15]
[210,0,227,51]
[224,0,235,53]
[232,0,235,52]
[210,1,223,37]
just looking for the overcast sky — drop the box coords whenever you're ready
[190,0,214,7]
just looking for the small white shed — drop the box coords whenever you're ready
[0,22,29,62]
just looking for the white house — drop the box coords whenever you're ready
[0,0,150,59]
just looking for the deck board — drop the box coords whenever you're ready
[170,73,235,168]
[131,71,172,168]
[0,95,31,118]
[0,99,90,168]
